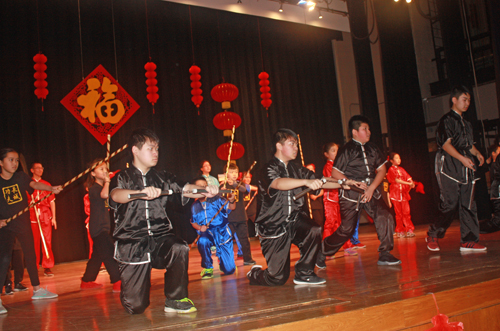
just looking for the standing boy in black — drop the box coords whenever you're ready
[247,129,340,286]
[322,115,401,266]
[426,86,486,251]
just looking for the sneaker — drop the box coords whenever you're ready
[200,268,214,280]
[80,281,103,290]
[31,287,58,300]
[377,252,402,266]
[243,260,256,266]
[237,254,243,260]
[352,242,366,249]
[164,298,197,313]
[246,265,262,278]
[4,284,13,295]
[44,268,54,277]
[14,283,28,292]
[0,300,6,314]
[426,236,440,251]
[344,248,358,256]
[460,242,487,252]
[397,232,406,238]
[315,261,326,270]
[293,275,326,285]
[406,231,416,238]
[112,280,121,293]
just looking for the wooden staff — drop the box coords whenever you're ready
[107,134,111,168]
[297,134,313,219]
[5,144,128,224]
[223,125,236,188]
[32,194,50,259]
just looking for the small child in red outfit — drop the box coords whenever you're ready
[386,153,415,238]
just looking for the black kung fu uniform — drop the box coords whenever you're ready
[323,139,395,255]
[428,110,480,242]
[247,157,323,286]
[110,166,190,314]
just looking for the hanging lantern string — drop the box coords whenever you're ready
[145,0,152,61]
[257,18,265,72]
[188,6,196,64]
[78,0,85,80]
[216,12,225,82]
[36,0,41,53]
[111,0,119,82]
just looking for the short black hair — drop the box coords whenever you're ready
[30,162,42,169]
[449,85,471,107]
[191,176,207,185]
[0,148,17,161]
[128,128,160,158]
[348,115,371,137]
[272,128,298,154]
[488,144,500,157]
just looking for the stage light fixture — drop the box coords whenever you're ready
[237,0,242,3]
[406,0,411,3]
[279,3,283,12]
[394,0,399,2]
[319,11,323,19]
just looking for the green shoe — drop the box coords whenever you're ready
[164,297,197,313]
[200,268,213,280]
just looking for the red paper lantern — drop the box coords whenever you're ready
[216,142,245,160]
[211,83,239,109]
[189,65,203,113]
[33,53,48,102]
[258,72,272,113]
[145,62,159,111]
[213,111,242,136]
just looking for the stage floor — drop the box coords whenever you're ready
[1,223,500,330]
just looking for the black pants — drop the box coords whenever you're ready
[82,231,120,284]
[228,222,253,262]
[0,226,40,289]
[119,234,189,314]
[248,213,322,286]
[323,197,395,256]
[428,174,479,242]
[480,199,500,233]
[3,245,24,287]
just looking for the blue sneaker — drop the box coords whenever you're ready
[31,287,58,300]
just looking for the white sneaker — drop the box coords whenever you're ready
[32,287,58,300]
[0,300,7,314]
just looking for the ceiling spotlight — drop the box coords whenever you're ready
[279,3,283,12]
[394,0,399,2]
[319,11,323,19]
[406,0,411,2]
[308,1,316,11]
[237,0,242,3]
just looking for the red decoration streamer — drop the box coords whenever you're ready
[189,65,203,114]
[258,71,272,115]
[144,62,159,113]
[33,53,49,104]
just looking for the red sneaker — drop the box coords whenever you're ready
[352,243,366,249]
[112,280,121,293]
[460,242,487,252]
[80,281,103,290]
[426,236,440,251]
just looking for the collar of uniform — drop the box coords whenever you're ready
[352,138,365,146]
[130,164,150,177]
[273,156,288,168]
[451,109,463,118]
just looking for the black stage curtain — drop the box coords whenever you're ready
[373,0,438,225]
[0,0,343,262]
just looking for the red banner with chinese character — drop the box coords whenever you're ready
[61,65,140,145]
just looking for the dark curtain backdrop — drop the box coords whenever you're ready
[0,0,344,262]
[373,0,438,224]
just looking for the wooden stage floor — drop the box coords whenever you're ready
[1,223,500,331]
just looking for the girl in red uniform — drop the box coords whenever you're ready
[386,153,415,238]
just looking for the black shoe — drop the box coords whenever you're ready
[243,260,256,266]
[479,220,500,234]
[14,283,28,292]
[377,252,402,266]
[3,284,13,295]
[315,261,326,270]
[293,275,326,285]
[164,298,197,313]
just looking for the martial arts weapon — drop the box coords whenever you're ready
[5,144,128,224]
[293,179,365,201]
[245,192,257,211]
[297,134,313,219]
[127,189,233,199]
[32,193,50,259]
